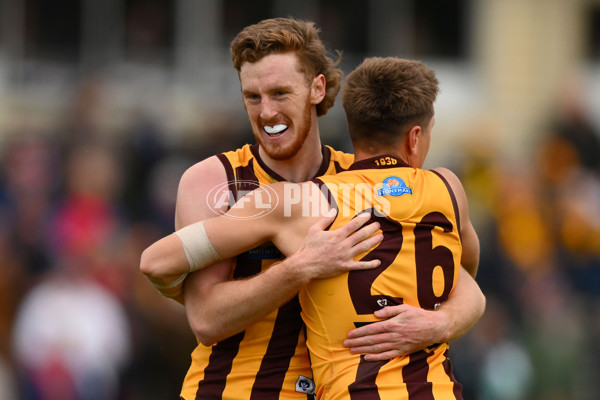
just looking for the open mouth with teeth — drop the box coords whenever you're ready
[264,124,288,137]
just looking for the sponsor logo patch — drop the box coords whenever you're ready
[377,176,412,197]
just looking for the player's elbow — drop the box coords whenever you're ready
[139,246,160,279]
[139,244,177,283]
[468,276,486,323]
[188,317,223,346]
[139,247,155,277]
[477,287,487,320]
[184,299,227,346]
[194,330,220,347]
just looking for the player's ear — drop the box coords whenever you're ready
[407,125,422,155]
[310,74,326,104]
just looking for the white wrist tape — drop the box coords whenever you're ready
[174,221,222,272]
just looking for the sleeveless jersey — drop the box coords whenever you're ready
[307,154,463,400]
[180,143,354,400]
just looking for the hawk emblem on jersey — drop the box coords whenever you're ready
[377,298,388,307]
[295,375,315,394]
[377,176,412,197]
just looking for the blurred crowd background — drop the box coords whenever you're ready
[0,0,599,399]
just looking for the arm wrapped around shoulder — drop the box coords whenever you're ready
[175,221,223,272]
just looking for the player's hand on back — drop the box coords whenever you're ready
[289,211,383,281]
[343,304,445,360]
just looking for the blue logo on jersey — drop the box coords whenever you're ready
[377,176,412,197]
[243,243,282,260]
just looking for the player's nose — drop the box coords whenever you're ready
[259,98,277,120]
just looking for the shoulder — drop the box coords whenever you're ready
[179,143,253,189]
[325,145,354,171]
[179,155,228,192]
[430,167,461,189]
[176,155,230,228]
[431,167,469,212]
[218,143,255,168]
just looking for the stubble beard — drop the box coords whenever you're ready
[254,100,313,161]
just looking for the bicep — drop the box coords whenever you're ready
[205,181,314,258]
[460,220,479,277]
[175,157,236,296]
[203,187,282,258]
[454,180,480,277]
[269,181,325,255]
[434,168,480,277]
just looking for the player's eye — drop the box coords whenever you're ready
[245,94,260,102]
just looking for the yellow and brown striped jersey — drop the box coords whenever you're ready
[180,143,354,400]
[306,154,463,400]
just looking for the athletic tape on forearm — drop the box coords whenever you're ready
[151,273,188,290]
[151,273,188,298]
[174,221,222,272]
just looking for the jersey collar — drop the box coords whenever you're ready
[348,154,410,171]
[250,143,332,182]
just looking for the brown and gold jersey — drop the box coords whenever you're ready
[306,155,463,400]
[180,144,354,400]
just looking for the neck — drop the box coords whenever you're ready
[353,147,410,166]
[258,130,324,182]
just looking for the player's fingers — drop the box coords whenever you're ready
[344,331,393,348]
[308,209,338,232]
[345,321,388,339]
[363,351,400,362]
[347,221,381,246]
[345,336,396,353]
[337,212,372,237]
[348,343,397,355]
[347,344,382,355]
[350,232,383,255]
[343,336,374,349]
[349,259,381,271]
[373,304,408,319]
